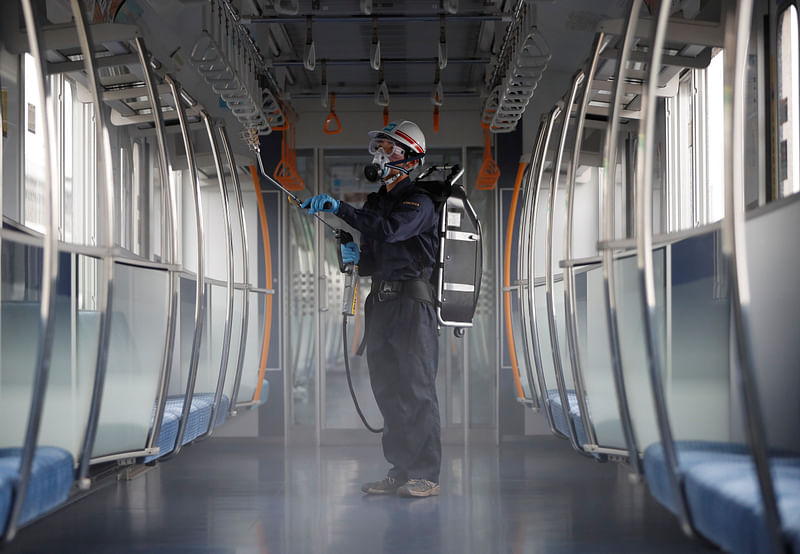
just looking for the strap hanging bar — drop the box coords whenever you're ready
[304,16,316,71]
[438,15,448,69]
[321,59,329,108]
[370,19,381,70]
[324,92,342,135]
[431,66,444,106]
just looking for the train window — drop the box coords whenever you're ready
[665,49,725,231]
[778,4,800,197]
[23,54,48,234]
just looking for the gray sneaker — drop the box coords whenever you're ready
[361,476,402,495]
[396,479,440,497]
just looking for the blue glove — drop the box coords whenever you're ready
[301,193,339,215]
[340,241,360,265]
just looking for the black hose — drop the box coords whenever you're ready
[342,315,383,433]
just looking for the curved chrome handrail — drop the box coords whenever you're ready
[159,88,207,460]
[69,0,116,487]
[564,33,606,452]
[134,38,180,463]
[636,0,696,536]
[723,1,785,551]
[517,117,549,411]
[600,0,644,477]
[527,103,564,436]
[196,115,235,441]
[217,125,251,414]
[545,70,589,454]
[4,0,60,543]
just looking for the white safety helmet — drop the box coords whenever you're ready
[368,120,426,167]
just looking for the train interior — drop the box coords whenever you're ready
[1,0,799,552]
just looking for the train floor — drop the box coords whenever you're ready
[4,436,714,553]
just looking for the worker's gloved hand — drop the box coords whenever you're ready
[301,193,339,215]
[341,241,360,265]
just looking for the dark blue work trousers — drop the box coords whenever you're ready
[365,293,441,483]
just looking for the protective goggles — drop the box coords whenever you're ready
[367,136,407,160]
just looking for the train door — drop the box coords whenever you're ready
[285,146,493,444]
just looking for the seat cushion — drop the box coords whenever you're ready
[548,389,589,446]
[0,471,12,536]
[684,456,800,554]
[643,441,752,515]
[0,447,74,532]
[142,410,180,463]
[163,394,228,445]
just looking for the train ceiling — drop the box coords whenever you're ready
[239,0,631,104]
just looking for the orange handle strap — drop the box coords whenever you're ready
[503,161,528,400]
[476,125,500,190]
[433,105,440,133]
[323,93,342,134]
[383,105,389,126]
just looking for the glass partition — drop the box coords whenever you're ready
[0,240,99,459]
[667,231,731,442]
[579,265,625,447]
[533,284,558,401]
[236,289,267,404]
[552,278,574,395]
[613,250,666,453]
[170,275,206,399]
[745,198,800,453]
[92,261,169,457]
[222,288,244,403]
[195,282,227,398]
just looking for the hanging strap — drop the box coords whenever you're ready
[324,92,342,134]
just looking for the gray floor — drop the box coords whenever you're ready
[4,436,715,554]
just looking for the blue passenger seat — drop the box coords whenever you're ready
[0,447,74,535]
[644,441,800,553]
[547,389,589,446]
[144,394,230,463]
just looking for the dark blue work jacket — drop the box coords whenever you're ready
[337,178,439,282]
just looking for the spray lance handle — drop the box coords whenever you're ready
[336,229,359,317]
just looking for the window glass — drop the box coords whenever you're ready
[778,5,800,197]
[666,49,725,230]
[23,54,47,233]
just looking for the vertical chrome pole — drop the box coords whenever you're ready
[545,74,588,454]
[159,88,206,460]
[564,33,606,450]
[197,115,235,440]
[5,0,60,542]
[723,1,785,551]
[600,0,644,476]
[636,0,696,536]
[135,38,180,454]
[70,0,116,486]
[217,125,251,414]
[527,104,563,436]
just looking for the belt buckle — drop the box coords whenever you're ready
[378,281,398,302]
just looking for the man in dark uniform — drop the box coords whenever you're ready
[302,120,441,497]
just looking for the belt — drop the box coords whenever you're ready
[371,278,435,305]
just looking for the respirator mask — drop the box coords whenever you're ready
[364,136,409,182]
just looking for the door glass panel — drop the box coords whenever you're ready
[288,151,317,427]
